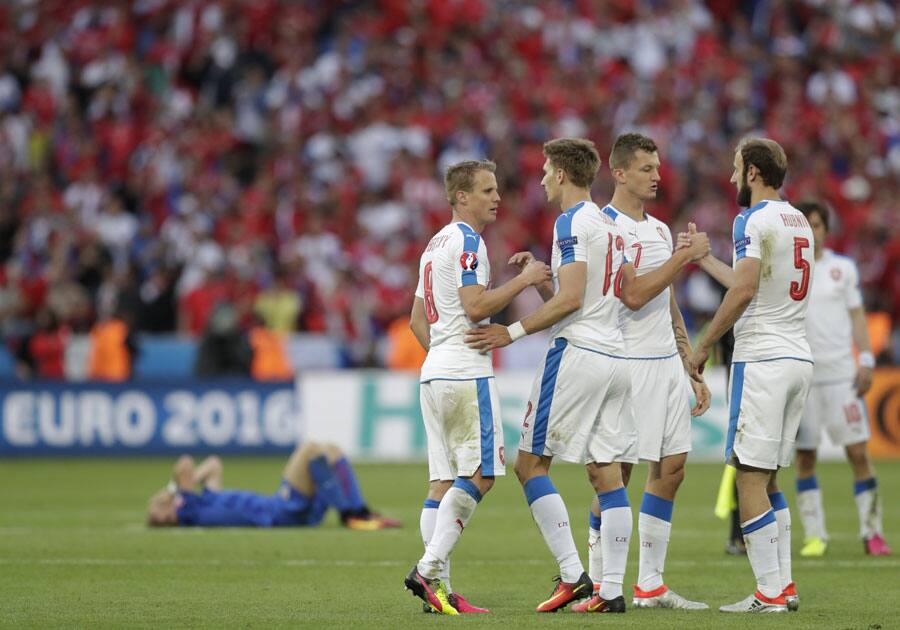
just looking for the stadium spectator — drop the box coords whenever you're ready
[146,441,401,530]
[86,304,137,381]
[248,317,294,381]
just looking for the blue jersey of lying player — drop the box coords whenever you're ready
[147,443,401,530]
[176,481,328,528]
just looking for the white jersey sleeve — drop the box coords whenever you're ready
[731,200,814,364]
[844,258,863,309]
[455,223,490,289]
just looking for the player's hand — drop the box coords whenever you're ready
[684,223,710,261]
[508,251,535,269]
[464,324,512,353]
[687,346,708,380]
[519,260,552,286]
[690,378,711,416]
[676,232,692,250]
[854,366,873,396]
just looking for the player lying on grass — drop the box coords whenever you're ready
[146,442,401,530]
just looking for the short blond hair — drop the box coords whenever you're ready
[543,138,601,188]
[444,160,497,206]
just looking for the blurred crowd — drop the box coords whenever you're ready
[0,0,896,376]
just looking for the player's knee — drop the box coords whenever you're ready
[620,463,633,487]
[323,444,343,463]
[513,458,533,485]
[796,449,816,473]
[476,476,495,494]
[665,465,685,490]
[846,444,869,468]
[298,442,326,459]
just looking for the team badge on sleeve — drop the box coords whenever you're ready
[460,252,478,271]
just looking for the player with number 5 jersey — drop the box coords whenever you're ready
[685,138,814,613]
[404,160,551,616]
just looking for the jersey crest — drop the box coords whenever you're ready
[830,267,842,281]
[460,251,478,271]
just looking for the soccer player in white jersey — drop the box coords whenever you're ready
[685,138,815,613]
[404,160,551,615]
[793,201,891,557]
[465,139,709,614]
[573,133,712,613]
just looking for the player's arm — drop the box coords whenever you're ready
[688,257,760,379]
[696,254,735,289]
[619,233,709,310]
[172,455,196,491]
[670,290,711,415]
[509,251,555,302]
[409,297,430,351]
[464,262,586,352]
[850,305,875,395]
[676,223,736,288]
[192,456,224,490]
[458,260,550,322]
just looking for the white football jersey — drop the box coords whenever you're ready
[549,201,626,356]
[806,249,863,383]
[603,205,677,358]
[731,199,815,363]
[415,221,492,382]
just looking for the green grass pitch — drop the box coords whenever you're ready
[0,458,896,628]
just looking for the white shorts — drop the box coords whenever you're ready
[796,380,870,450]
[726,359,813,470]
[420,377,506,480]
[630,355,692,462]
[519,338,638,465]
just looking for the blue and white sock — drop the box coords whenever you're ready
[418,479,480,579]
[854,477,882,539]
[333,457,367,512]
[419,498,451,591]
[795,476,827,540]
[637,492,673,592]
[308,455,353,513]
[741,510,781,599]
[768,491,791,590]
[524,476,582,583]
[598,488,632,601]
[588,510,602,589]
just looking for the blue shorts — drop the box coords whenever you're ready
[271,480,329,527]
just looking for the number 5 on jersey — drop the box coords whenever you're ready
[790,237,811,301]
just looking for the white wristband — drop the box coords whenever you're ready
[507,321,527,342]
[859,351,875,369]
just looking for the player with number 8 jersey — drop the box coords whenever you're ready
[404,159,551,615]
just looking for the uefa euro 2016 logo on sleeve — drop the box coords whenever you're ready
[460,252,478,271]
